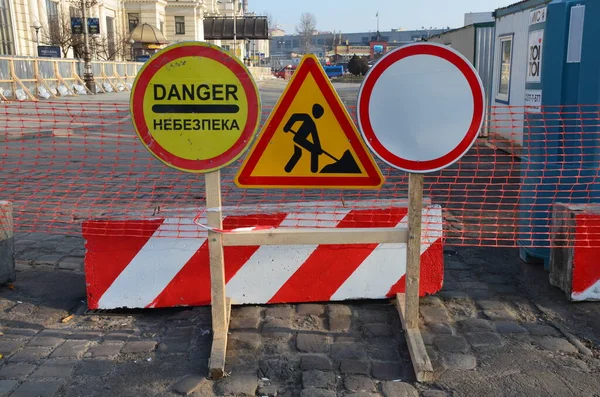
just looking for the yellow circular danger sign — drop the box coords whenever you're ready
[130,42,261,173]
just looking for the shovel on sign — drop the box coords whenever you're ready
[288,129,361,174]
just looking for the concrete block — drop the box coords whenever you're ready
[0,201,15,284]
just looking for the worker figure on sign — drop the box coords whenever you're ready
[283,104,325,173]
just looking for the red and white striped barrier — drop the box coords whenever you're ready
[551,204,600,301]
[83,200,444,309]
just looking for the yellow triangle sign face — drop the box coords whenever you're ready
[235,55,384,189]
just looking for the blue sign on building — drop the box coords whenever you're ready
[135,55,151,62]
[71,17,83,34]
[88,18,100,35]
[37,46,61,58]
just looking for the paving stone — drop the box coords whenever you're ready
[10,347,52,362]
[120,340,157,354]
[427,323,454,335]
[157,338,189,354]
[302,370,336,389]
[50,341,89,359]
[534,337,578,353]
[491,284,519,294]
[420,296,444,307]
[422,332,434,346]
[230,316,261,329]
[465,332,503,348]
[381,381,419,397]
[0,380,18,394]
[86,343,123,358]
[329,316,352,332]
[257,385,278,397]
[440,290,470,300]
[297,304,325,316]
[340,359,369,375]
[461,281,489,290]
[300,355,333,371]
[458,318,494,332]
[366,339,401,361]
[0,340,24,355]
[102,330,134,342]
[433,335,470,353]
[328,305,352,317]
[28,337,64,348]
[232,306,263,318]
[215,373,258,396]
[262,317,293,333]
[476,300,506,311]
[57,257,83,270]
[441,353,477,370]
[494,321,528,334]
[344,374,376,392]
[75,360,114,376]
[2,328,40,339]
[300,389,336,397]
[421,391,450,397]
[468,289,496,300]
[68,331,104,340]
[33,254,63,267]
[296,333,330,353]
[420,306,450,324]
[31,360,77,378]
[227,332,261,352]
[37,330,71,339]
[356,307,392,324]
[346,393,379,397]
[0,363,36,379]
[484,310,515,321]
[9,303,37,317]
[371,362,406,381]
[331,343,366,360]
[266,305,295,319]
[524,324,561,337]
[362,323,393,337]
[170,374,206,395]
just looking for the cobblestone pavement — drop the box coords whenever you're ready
[2,243,600,397]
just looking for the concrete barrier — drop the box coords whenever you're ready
[0,201,15,284]
[248,66,272,81]
[550,203,600,301]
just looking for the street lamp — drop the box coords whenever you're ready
[217,0,237,58]
[129,39,135,61]
[31,23,41,56]
[81,0,96,94]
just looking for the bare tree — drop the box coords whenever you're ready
[94,26,130,61]
[296,12,316,54]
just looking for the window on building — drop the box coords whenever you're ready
[128,13,139,33]
[0,0,15,55]
[497,35,513,102]
[46,0,60,45]
[70,6,81,17]
[175,16,185,35]
[106,16,115,56]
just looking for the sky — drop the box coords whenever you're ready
[249,0,513,34]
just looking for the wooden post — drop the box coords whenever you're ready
[205,170,231,379]
[9,59,17,98]
[405,173,424,329]
[10,59,37,101]
[394,173,434,382]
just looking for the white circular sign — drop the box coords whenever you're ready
[357,42,485,173]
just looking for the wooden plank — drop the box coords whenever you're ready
[205,170,229,379]
[395,293,434,382]
[405,173,424,329]
[35,60,58,99]
[10,59,37,101]
[53,62,77,96]
[208,298,231,379]
[223,227,408,247]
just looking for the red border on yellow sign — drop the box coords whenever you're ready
[130,42,261,173]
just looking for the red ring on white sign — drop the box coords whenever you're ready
[357,42,485,173]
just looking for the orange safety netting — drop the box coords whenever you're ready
[2,101,600,248]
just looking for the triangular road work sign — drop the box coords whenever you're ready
[235,55,384,189]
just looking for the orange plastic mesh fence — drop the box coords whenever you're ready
[2,101,600,248]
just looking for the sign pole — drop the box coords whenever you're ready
[405,173,424,329]
[395,173,434,382]
[205,170,231,379]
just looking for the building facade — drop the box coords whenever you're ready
[0,0,267,61]
[269,28,448,67]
